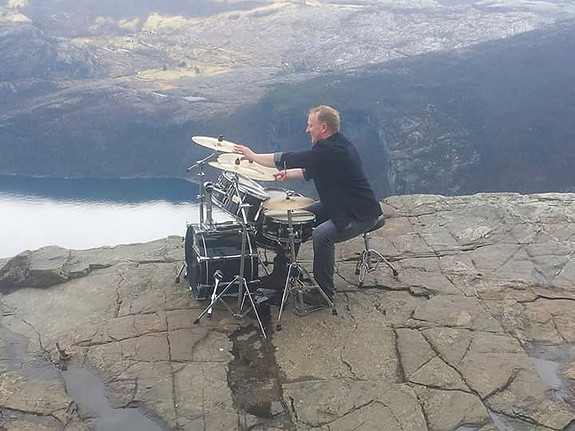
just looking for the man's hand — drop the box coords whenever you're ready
[234,144,255,162]
[274,168,304,182]
[274,170,288,182]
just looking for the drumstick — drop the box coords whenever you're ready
[283,161,287,182]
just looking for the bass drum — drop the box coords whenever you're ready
[185,223,259,300]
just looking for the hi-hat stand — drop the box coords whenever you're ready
[193,173,268,339]
[276,209,337,332]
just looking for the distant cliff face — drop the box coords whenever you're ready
[0,1,574,196]
[387,23,575,195]
[229,21,575,196]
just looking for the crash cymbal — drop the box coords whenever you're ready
[209,153,280,181]
[262,195,314,210]
[191,136,237,153]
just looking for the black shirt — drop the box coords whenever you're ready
[277,132,382,231]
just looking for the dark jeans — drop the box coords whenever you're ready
[305,202,377,297]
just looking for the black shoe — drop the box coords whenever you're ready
[302,291,332,308]
[258,274,285,291]
[258,288,283,306]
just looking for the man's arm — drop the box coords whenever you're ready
[235,142,329,171]
[234,145,275,167]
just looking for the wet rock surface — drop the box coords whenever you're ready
[2,193,575,430]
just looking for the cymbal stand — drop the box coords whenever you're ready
[176,152,218,283]
[194,174,267,339]
[203,182,218,230]
[187,151,219,229]
[276,209,337,332]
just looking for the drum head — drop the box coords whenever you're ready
[264,187,290,200]
[185,225,199,289]
[264,187,304,200]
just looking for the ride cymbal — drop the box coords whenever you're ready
[191,136,237,153]
[209,153,280,182]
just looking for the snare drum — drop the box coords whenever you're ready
[264,187,294,200]
[211,172,269,223]
[260,210,315,245]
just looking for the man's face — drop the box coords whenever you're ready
[306,113,324,145]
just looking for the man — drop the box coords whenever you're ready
[235,105,382,304]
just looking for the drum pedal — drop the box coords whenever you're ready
[293,290,329,316]
[253,290,269,306]
[295,269,313,284]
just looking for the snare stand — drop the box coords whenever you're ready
[276,209,337,331]
[193,174,268,339]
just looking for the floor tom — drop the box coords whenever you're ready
[259,209,315,246]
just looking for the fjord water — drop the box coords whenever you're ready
[0,176,209,259]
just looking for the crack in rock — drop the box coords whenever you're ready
[339,351,357,379]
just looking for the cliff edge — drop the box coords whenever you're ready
[1,192,575,430]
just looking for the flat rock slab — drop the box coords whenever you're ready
[1,193,575,430]
[0,236,183,291]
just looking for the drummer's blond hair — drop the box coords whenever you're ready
[309,105,340,133]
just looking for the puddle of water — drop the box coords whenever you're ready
[227,314,293,427]
[531,357,562,389]
[525,342,575,406]
[457,341,575,431]
[0,323,167,431]
[62,368,167,431]
[489,409,540,431]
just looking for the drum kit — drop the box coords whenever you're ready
[176,135,336,338]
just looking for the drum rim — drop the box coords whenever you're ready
[263,186,302,195]
[263,209,315,223]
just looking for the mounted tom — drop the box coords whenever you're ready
[210,171,269,224]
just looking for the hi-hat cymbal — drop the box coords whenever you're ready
[209,153,280,181]
[191,136,237,153]
[262,195,314,210]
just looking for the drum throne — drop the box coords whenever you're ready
[355,213,398,286]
